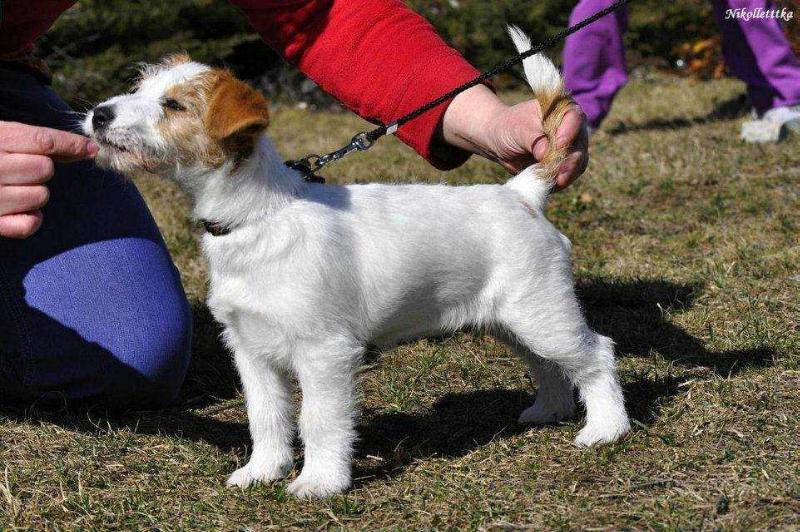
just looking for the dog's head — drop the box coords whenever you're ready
[83,55,270,180]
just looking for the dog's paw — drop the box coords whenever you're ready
[287,469,351,499]
[226,456,293,488]
[518,394,576,425]
[574,416,631,447]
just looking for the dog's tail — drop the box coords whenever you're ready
[503,25,575,211]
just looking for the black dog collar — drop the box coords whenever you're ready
[201,162,325,237]
[201,220,232,237]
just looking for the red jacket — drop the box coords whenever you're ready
[0,0,480,169]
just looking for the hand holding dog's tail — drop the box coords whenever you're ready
[504,25,576,211]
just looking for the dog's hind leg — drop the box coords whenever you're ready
[568,333,631,446]
[499,288,630,446]
[508,344,576,425]
[288,340,362,498]
[227,350,295,488]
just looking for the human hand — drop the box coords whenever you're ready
[441,85,589,190]
[0,121,97,238]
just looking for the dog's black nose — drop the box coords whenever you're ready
[92,105,115,131]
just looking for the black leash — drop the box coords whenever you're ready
[202,0,631,236]
[285,0,632,183]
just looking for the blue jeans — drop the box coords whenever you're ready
[0,67,192,407]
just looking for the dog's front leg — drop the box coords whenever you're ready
[288,342,362,498]
[227,350,295,488]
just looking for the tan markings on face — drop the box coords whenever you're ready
[156,74,226,168]
[154,68,270,170]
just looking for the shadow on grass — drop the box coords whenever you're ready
[0,279,775,480]
[352,373,687,483]
[355,388,530,479]
[577,278,774,376]
[353,278,774,482]
[606,92,749,135]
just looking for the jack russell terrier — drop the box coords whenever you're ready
[84,27,630,498]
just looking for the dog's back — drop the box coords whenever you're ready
[309,181,571,345]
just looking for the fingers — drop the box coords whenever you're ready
[554,108,590,189]
[531,133,549,163]
[0,122,95,239]
[0,121,98,162]
[0,210,44,239]
[554,151,588,191]
[510,100,548,162]
[522,105,587,184]
[555,108,584,150]
[0,153,55,185]
[0,184,50,216]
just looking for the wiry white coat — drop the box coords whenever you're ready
[85,31,630,499]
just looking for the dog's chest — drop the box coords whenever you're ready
[206,281,294,363]
[204,250,333,355]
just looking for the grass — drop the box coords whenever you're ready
[1,72,799,529]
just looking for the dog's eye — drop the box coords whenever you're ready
[162,98,186,112]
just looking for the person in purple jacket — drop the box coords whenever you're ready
[563,0,800,139]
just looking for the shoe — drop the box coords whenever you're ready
[762,104,800,133]
[741,104,800,143]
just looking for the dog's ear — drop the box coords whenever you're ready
[205,72,270,155]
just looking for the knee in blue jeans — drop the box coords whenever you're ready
[103,299,193,409]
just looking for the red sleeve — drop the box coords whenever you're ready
[229,0,482,170]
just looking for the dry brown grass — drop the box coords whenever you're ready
[1,73,798,530]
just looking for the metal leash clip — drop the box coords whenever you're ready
[285,132,375,184]
[284,157,325,183]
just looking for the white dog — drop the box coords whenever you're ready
[84,28,630,498]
